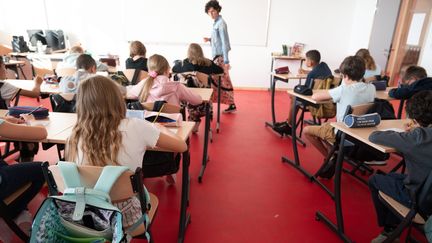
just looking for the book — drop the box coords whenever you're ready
[126,110,182,127]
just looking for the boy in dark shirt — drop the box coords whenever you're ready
[274,50,332,135]
[389,65,432,99]
[368,90,432,242]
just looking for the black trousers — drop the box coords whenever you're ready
[368,173,411,228]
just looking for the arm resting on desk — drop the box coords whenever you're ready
[388,87,411,100]
[156,125,187,152]
[369,129,420,154]
[311,90,332,101]
[0,121,47,140]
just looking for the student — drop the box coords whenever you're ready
[172,43,223,131]
[303,56,375,158]
[0,57,42,105]
[56,45,108,72]
[0,115,47,242]
[137,54,202,106]
[125,41,148,71]
[355,48,382,81]
[273,50,332,135]
[203,0,237,113]
[368,90,432,243]
[59,54,97,94]
[66,75,187,228]
[388,65,432,100]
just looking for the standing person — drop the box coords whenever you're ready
[203,0,237,113]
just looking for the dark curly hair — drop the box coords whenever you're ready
[406,90,432,127]
[339,56,366,81]
[205,0,222,13]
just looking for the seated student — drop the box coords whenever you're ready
[56,45,108,72]
[172,43,223,131]
[66,75,187,228]
[136,54,202,106]
[274,49,332,135]
[368,90,432,243]
[125,41,148,71]
[355,48,382,81]
[0,115,47,242]
[0,57,42,105]
[388,65,432,100]
[303,56,375,159]
[59,54,97,94]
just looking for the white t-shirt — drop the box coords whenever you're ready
[74,118,160,171]
[328,81,376,122]
[0,81,20,105]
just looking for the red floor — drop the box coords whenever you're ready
[6,90,424,243]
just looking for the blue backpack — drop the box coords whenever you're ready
[31,162,151,243]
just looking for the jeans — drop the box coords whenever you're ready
[0,162,45,218]
[368,173,411,228]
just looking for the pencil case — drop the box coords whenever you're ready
[8,106,49,119]
[343,113,381,128]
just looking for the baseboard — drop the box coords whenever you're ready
[233,86,291,91]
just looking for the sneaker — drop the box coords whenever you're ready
[371,231,399,243]
[273,122,292,135]
[192,120,200,133]
[223,104,237,113]
[364,161,387,166]
[165,174,176,185]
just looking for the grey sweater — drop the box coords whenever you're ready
[369,127,432,192]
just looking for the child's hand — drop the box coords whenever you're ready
[19,114,36,125]
[404,120,418,132]
[5,116,25,124]
[34,76,43,85]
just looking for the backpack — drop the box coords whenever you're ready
[0,82,8,109]
[50,94,76,113]
[174,73,207,88]
[31,162,151,243]
[128,100,181,178]
[308,76,340,119]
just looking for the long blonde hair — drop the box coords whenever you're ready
[138,54,170,102]
[355,48,377,71]
[187,43,212,66]
[66,75,126,166]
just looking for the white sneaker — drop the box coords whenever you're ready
[364,161,387,166]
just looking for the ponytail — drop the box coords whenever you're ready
[139,76,155,102]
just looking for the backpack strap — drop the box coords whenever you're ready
[131,69,140,85]
[58,161,83,188]
[93,166,129,194]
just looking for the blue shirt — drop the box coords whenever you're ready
[305,62,332,88]
[211,15,231,64]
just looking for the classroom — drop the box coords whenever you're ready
[0,0,432,242]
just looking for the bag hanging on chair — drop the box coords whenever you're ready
[308,77,338,119]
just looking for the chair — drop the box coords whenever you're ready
[0,183,32,241]
[124,69,148,85]
[55,67,76,77]
[42,162,158,239]
[378,169,432,242]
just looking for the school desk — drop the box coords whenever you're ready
[6,79,61,95]
[269,55,305,89]
[5,60,27,79]
[314,120,406,242]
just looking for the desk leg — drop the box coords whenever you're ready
[269,58,274,91]
[315,132,352,243]
[18,65,27,80]
[216,76,221,133]
[397,99,405,119]
[198,102,211,183]
[264,76,277,128]
[178,141,191,243]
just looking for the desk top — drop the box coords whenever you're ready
[286,89,332,105]
[331,119,408,153]
[272,73,307,80]
[6,79,61,94]
[272,55,305,61]
[375,87,396,101]
[5,60,26,66]
[190,88,213,102]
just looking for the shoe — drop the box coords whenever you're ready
[371,231,399,243]
[364,161,387,166]
[223,104,237,113]
[273,122,292,135]
[165,174,176,185]
[192,120,200,133]
[15,210,32,235]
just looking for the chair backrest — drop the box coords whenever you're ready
[345,103,375,117]
[417,169,432,217]
[49,164,136,202]
[56,67,76,77]
[124,69,148,85]
[32,65,54,77]
[141,102,181,113]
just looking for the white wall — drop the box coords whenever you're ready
[0,0,378,88]
[420,10,432,75]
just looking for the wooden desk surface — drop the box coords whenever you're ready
[272,73,307,80]
[272,55,305,61]
[6,79,61,94]
[5,60,26,66]
[0,110,76,143]
[190,88,213,102]
[331,119,408,153]
[375,87,396,101]
[286,89,332,105]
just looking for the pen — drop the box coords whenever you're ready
[153,103,165,123]
[27,105,43,116]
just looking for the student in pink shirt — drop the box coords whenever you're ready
[138,54,202,106]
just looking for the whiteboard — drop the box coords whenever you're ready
[122,0,270,46]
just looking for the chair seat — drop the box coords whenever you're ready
[127,192,159,237]
[379,191,425,224]
[4,183,32,205]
